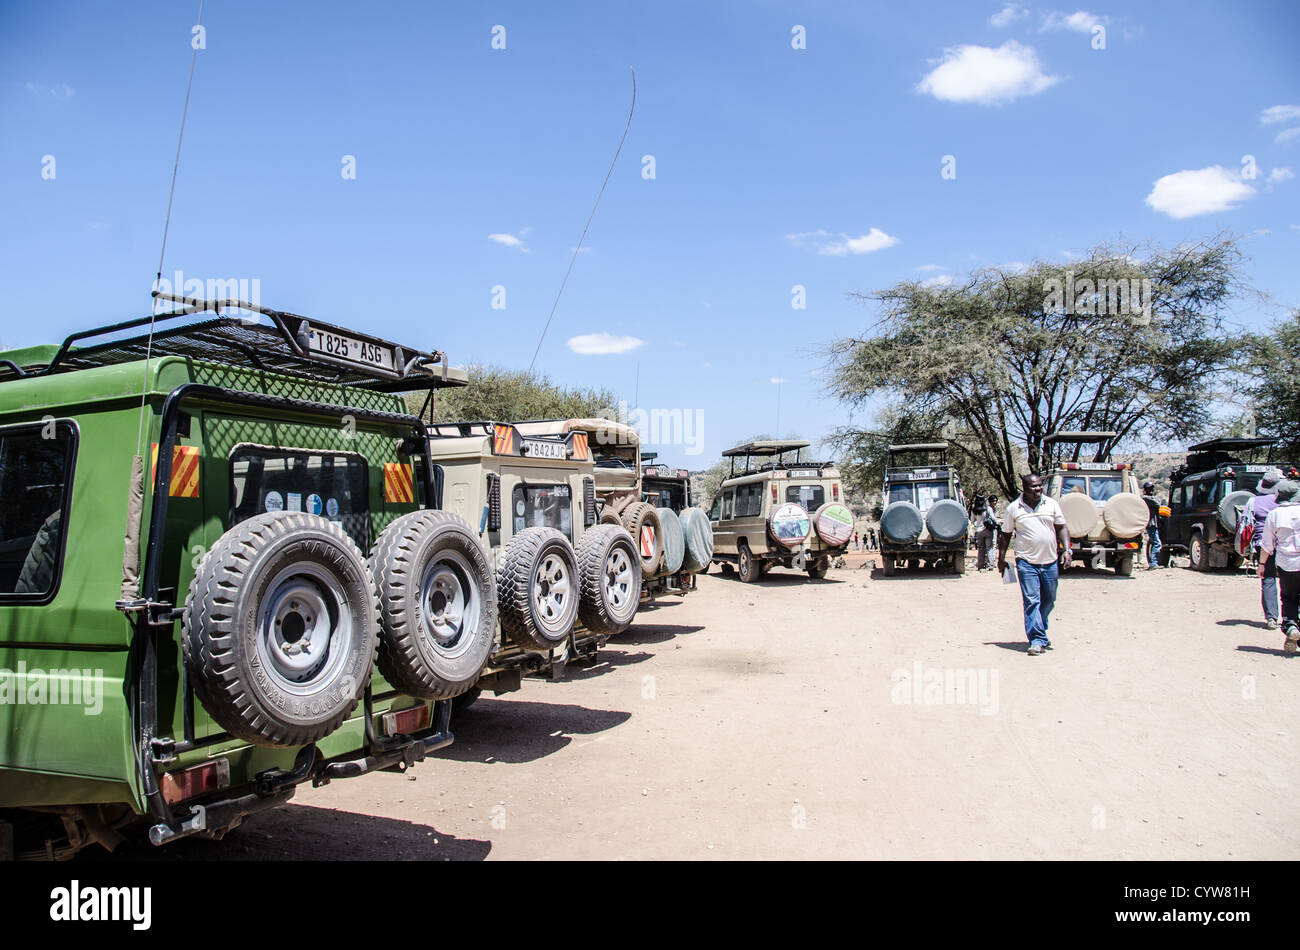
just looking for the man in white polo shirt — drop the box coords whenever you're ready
[997,473,1072,656]
[1259,479,1300,654]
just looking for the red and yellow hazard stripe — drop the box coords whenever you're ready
[150,443,201,498]
[571,431,589,461]
[492,424,516,456]
[384,463,415,503]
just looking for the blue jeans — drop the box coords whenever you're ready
[1016,560,1058,645]
[1261,553,1279,623]
[1146,525,1162,567]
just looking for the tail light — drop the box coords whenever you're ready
[382,703,431,737]
[583,477,596,527]
[832,483,840,501]
[486,473,501,531]
[1063,462,1078,470]
[161,759,231,805]
[771,484,778,502]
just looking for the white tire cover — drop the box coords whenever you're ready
[678,507,714,573]
[657,507,685,576]
[813,502,854,547]
[768,502,811,548]
[1217,489,1255,534]
[1059,491,1099,538]
[1102,492,1148,539]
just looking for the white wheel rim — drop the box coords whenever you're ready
[420,550,482,659]
[533,552,572,633]
[604,547,635,617]
[259,563,353,693]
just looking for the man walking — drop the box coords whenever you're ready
[976,494,1000,570]
[1141,480,1163,569]
[997,474,1071,656]
[1259,479,1299,652]
[1244,468,1284,629]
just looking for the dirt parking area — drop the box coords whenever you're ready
[112,554,1299,861]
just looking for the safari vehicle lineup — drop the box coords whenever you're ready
[877,443,969,576]
[425,420,642,706]
[1159,437,1298,571]
[1042,432,1148,576]
[709,440,853,582]
[0,294,482,858]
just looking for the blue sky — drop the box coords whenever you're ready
[2,0,1298,467]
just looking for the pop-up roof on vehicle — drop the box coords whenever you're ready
[1043,431,1119,465]
[1178,436,1278,478]
[0,293,469,393]
[722,439,830,476]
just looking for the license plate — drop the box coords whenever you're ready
[789,469,819,478]
[307,329,394,371]
[523,439,567,460]
[1077,462,1114,471]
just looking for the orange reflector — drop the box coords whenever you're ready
[150,443,201,498]
[161,759,230,805]
[382,704,431,736]
[384,463,414,503]
[1158,506,1171,517]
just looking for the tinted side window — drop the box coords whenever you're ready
[512,483,572,540]
[721,489,734,520]
[231,447,369,549]
[709,495,721,520]
[1191,480,1214,506]
[0,424,75,599]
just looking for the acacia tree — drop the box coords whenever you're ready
[406,364,617,424]
[824,236,1250,498]
[1247,309,1300,460]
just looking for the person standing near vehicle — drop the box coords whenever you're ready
[1259,479,1300,653]
[997,474,1071,656]
[1141,480,1163,570]
[1249,468,1286,630]
[980,494,1000,571]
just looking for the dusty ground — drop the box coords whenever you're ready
[110,551,1299,860]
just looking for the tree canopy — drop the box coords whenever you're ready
[1247,309,1300,461]
[409,364,617,425]
[824,236,1250,498]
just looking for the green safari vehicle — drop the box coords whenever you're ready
[0,294,486,858]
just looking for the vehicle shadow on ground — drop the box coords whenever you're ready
[869,568,966,581]
[713,571,846,585]
[614,622,705,646]
[547,646,656,682]
[440,699,632,764]
[77,804,492,861]
[1235,644,1296,658]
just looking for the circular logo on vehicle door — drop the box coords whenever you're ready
[264,490,284,512]
[769,502,811,548]
[326,497,339,518]
[307,493,323,515]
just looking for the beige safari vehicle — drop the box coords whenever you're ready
[1043,431,1147,576]
[878,443,970,575]
[427,422,642,706]
[514,418,712,598]
[708,440,853,581]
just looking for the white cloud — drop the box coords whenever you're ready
[1144,166,1255,219]
[566,332,644,355]
[488,232,528,251]
[786,228,899,255]
[917,41,1058,106]
[1268,167,1295,183]
[770,377,787,384]
[922,274,954,288]
[916,263,944,272]
[26,81,75,99]
[990,4,1029,27]
[1276,127,1300,145]
[1042,10,1105,32]
[1003,260,1030,271]
[1260,104,1300,125]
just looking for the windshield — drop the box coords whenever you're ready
[888,480,950,511]
[1061,475,1121,502]
[787,483,825,511]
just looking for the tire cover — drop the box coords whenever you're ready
[813,502,854,547]
[1059,492,1099,537]
[880,501,923,544]
[678,507,715,573]
[1217,489,1255,534]
[768,502,810,548]
[657,507,685,576]
[1102,492,1149,539]
[925,498,968,543]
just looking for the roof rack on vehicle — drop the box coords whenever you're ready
[1185,437,1277,453]
[0,293,469,393]
[721,439,810,457]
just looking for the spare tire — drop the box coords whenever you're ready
[369,510,497,700]
[880,501,923,545]
[575,524,642,635]
[768,502,811,549]
[183,511,377,748]
[925,498,968,543]
[1102,492,1149,539]
[812,502,854,548]
[1217,489,1255,534]
[620,502,664,576]
[498,527,580,650]
[1059,492,1099,538]
[678,507,715,573]
[657,507,685,576]
[599,508,622,527]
